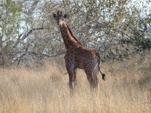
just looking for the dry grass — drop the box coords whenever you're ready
[0,54,151,113]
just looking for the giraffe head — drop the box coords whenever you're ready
[53,11,67,25]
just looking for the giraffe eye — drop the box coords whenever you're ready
[64,14,67,18]
[53,13,57,18]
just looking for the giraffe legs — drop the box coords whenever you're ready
[84,68,99,88]
[66,65,76,89]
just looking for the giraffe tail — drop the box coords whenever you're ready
[99,66,106,81]
[96,53,106,81]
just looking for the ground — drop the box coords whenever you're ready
[0,53,151,113]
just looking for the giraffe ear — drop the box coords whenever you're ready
[53,13,57,18]
[64,14,67,18]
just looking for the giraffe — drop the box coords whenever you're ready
[53,11,105,89]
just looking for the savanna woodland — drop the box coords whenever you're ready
[0,0,151,113]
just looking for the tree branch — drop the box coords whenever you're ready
[21,27,47,40]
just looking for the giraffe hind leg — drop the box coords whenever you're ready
[84,68,98,88]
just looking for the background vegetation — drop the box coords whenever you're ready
[0,0,151,66]
[0,53,151,113]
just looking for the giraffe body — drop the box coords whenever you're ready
[65,47,101,88]
[53,11,105,89]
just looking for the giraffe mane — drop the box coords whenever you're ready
[66,23,82,45]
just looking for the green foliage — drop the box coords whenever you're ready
[25,0,151,62]
[0,0,151,66]
[0,0,22,48]
[0,0,22,65]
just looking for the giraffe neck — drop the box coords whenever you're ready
[59,21,82,51]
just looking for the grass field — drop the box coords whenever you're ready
[0,54,151,113]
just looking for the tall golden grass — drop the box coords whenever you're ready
[0,54,151,113]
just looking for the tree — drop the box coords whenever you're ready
[0,0,151,66]
[0,0,22,65]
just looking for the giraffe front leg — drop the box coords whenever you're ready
[66,65,76,89]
